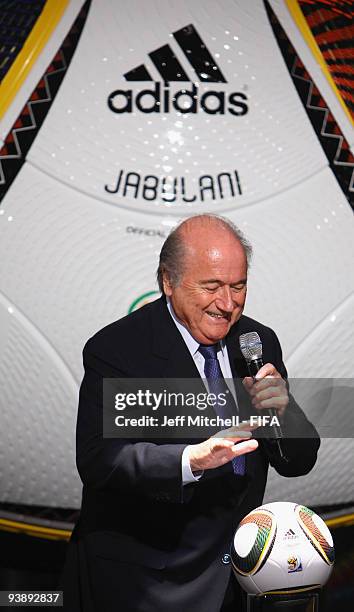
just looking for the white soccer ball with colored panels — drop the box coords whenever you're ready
[231,501,334,595]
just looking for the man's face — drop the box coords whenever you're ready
[163,228,248,345]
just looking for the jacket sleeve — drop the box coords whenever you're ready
[260,328,320,477]
[76,342,188,504]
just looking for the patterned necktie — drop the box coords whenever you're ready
[198,344,246,476]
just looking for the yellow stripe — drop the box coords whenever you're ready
[263,584,320,595]
[0,518,71,541]
[325,512,354,529]
[285,0,353,126]
[0,0,69,120]
[0,510,353,543]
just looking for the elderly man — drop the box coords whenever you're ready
[63,214,319,612]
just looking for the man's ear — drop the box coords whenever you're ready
[162,272,173,296]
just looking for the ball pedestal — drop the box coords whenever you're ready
[245,587,322,612]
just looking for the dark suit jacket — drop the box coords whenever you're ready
[62,297,320,612]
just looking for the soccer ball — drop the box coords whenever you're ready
[231,501,334,595]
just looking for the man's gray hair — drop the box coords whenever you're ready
[156,214,253,294]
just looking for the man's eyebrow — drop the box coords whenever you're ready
[199,278,247,285]
[230,278,247,285]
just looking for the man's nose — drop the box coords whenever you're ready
[215,286,234,311]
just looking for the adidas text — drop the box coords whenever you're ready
[107,83,248,115]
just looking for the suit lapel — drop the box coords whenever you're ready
[150,297,201,379]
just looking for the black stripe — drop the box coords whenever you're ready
[336,83,354,94]
[326,58,354,65]
[300,3,352,19]
[173,24,227,83]
[319,39,354,51]
[331,71,354,80]
[297,4,317,17]
[298,4,335,18]
[148,44,189,82]
[124,64,153,81]
[311,16,350,36]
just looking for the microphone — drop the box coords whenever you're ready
[239,331,288,461]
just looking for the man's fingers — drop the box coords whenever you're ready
[242,376,254,391]
[250,378,285,395]
[189,435,259,471]
[210,439,235,452]
[243,365,289,417]
[250,381,288,413]
[211,437,259,454]
[212,424,256,439]
[253,397,288,415]
[251,385,284,404]
[210,437,248,452]
[232,439,258,455]
[210,438,258,459]
[255,363,281,379]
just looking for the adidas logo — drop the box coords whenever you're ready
[107,24,248,116]
[284,528,298,540]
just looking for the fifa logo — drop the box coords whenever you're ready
[287,556,303,573]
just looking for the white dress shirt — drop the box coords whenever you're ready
[166,299,238,485]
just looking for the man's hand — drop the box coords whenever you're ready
[188,429,258,472]
[243,363,289,417]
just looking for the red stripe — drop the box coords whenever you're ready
[316,25,354,45]
[311,83,321,97]
[337,89,354,104]
[304,9,338,29]
[300,1,352,19]
[317,98,327,108]
[323,48,354,60]
[332,75,354,88]
[328,64,354,75]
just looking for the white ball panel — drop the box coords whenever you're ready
[0,164,168,382]
[287,292,354,377]
[27,0,328,214]
[236,574,260,595]
[0,0,353,512]
[0,293,81,507]
[226,168,354,369]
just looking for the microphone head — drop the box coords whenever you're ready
[239,332,263,363]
